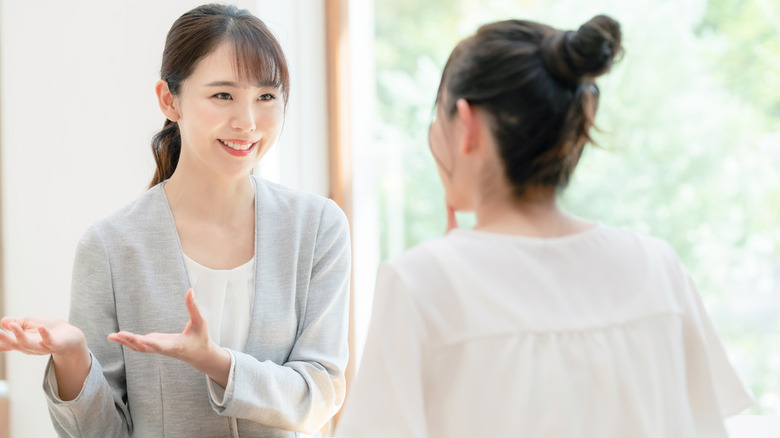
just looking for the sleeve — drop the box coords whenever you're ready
[207,199,352,434]
[43,224,132,438]
[675,256,753,433]
[334,263,429,438]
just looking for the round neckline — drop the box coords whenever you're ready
[448,222,603,245]
[182,252,255,273]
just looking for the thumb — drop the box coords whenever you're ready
[185,289,205,329]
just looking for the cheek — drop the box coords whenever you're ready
[192,102,222,127]
[430,136,454,173]
[179,102,221,138]
[257,104,284,130]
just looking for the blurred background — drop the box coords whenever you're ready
[1,0,778,436]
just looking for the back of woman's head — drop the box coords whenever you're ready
[438,15,623,198]
[149,4,290,188]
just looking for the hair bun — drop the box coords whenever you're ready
[541,14,623,87]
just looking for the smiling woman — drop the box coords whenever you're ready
[148,6,289,189]
[0,4,350,438]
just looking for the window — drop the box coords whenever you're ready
[351,0,780,415]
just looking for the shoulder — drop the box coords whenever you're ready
[253,176,328,211]
[385,235,449,267]
[593,224,693,305]
[379,236,454,295]
[84,184,168,240]
[252,176,346,226]
[596,224,682,267]
[251,177,349,257]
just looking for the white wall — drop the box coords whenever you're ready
[0,1,327,436]
[347,0,377,369]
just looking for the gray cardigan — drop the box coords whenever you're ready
[43,177,351,438]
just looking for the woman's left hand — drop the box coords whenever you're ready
[108,289,231,387]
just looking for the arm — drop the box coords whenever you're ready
[208,199,352,433]
[45,225,132,438]
[0,317,90,401]
[335,264,429,438]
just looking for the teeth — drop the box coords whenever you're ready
[220,139,253,151]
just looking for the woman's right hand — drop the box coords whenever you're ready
[0,317,91,401]
[0,317,85,356]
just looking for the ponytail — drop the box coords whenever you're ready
[148,119,181,188]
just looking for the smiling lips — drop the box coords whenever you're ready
[219,139,256,151]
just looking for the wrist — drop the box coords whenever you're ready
[50,336,91,402]
[52,334,89,367]
[194,342,231,387]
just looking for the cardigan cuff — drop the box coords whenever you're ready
[43,351,96,405]
[207,348,236,408]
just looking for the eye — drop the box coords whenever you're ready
[258,93,276,102]
[213,92,232,100]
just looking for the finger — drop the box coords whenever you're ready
[37,326,54,350]
[2,317,29,332]
[185,289,205,329]
[9,322,26,338]
[0,330,21,351]
[446,204,459,233]
[0,317,18,331]
[9,318,46,334]
[112,331,181,357]
[9,322,42,353]
[109,332,149,353]
[128,335,171,355]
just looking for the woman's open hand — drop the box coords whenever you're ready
[0,316,91,401]
[108,289,231,387]
[0,317,86,357]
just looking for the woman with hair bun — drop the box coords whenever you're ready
[336,15,750,437]
[0,4,350,437]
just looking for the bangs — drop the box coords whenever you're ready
[226,19,290,104]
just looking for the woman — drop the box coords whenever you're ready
[0,4,350,437]
[336,15,750,438]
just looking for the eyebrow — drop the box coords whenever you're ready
[205,80,280,88]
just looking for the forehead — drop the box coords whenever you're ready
[187,41,278,88]
[188,42,241,83]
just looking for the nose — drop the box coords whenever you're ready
[231,103,256,132]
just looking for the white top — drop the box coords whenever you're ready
[183,253,254,351]
[337,224,752,438]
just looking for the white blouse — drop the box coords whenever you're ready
[183,253,254,352]
[337,224,752,438]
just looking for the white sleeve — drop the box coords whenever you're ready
[335,263,428,438]
[678,261,753,428]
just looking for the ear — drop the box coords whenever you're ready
[155,80,180,122]
[455,98,479,155]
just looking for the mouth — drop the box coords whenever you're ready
[218,139,257,152]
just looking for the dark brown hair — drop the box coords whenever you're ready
[149,4,290,188]
[436,15,623,197]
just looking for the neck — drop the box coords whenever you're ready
[472,185,589,237]
[164,165,254,225]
